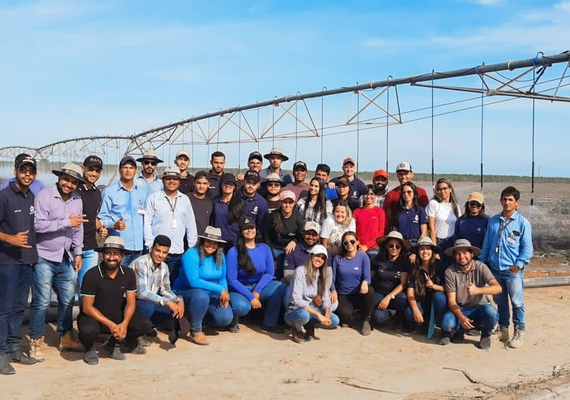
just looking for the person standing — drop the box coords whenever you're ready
[174,150,194,194]
[331,157,365,211]
[239,170,269,236]
[360,169,389,208]
[29,162,85,361]
[207,151,226,197]
[188,170,213,236]
[136,150,164,201]
[98,156,146,266]
[0,155,39,374]
[143,166,198,283]
[455,192,490,250]
[0,153,45,195]
[479,186,532,349]
[383,161,429,223]
[260,147,292,184]
[284,161,309,200]
[261,173,285,212]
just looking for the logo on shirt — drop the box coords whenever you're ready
[29,205,35,215]
[252,206,259,215]
[414,215,419,222]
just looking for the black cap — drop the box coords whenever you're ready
[243,170,260,183]
[83,155,103,169]
[239,216,256,230]
[194,170,209,180]
[293,161,307,171]
[15,153,37,169]
[220,173,237,185]
[248,151,263,162]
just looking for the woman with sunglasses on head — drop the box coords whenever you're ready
[353,185,387,261]
[371,231,411,327]
[331,232,375,336]
[404,237,447,334]
[390,181,428,245]
[454,192,490,250]
[212,173,245,250]
[173,226,233,346]
[320,202,356,257]
[426,178,461,265]
[226,218,286,333]
[265,190,304,280]
[285,244,339,343]
[296,177,333,226]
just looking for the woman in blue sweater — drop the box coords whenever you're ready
[173,226,233,345]
[454,192,490,251]
[226,217,286,333]
[332,231,375,336]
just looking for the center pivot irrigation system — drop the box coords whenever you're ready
[1,51,569,197]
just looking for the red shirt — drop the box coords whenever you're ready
[353,206,387,249]
[383,185,430,214]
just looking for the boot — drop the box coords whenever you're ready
[0,354,15,375]
[189,332,209,346]
[59,331,84,352]
[29,336,45,362]
[291,327,305,344]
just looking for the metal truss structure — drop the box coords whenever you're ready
[1,51,568,166]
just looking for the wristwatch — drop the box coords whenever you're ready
[390,294,396,300]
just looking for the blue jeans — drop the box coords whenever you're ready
[121,251,143,268]
[404,291,447,327]
[78,249,99,301]
[230,280,286,327]
[493,269,525,330]
[441,303,498,337]
[284,306,340,330]
[282,283,338,312]
[135,299,175,328]
[177,289,233,332]
[0,264,33,354]
[164,254,183,285]
[372,292,408,325]
[273,249,286,280]
[366,248,379,263]
[29,257,77,339]
[437,237,455,268]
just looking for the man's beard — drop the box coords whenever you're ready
[102,260,120,271]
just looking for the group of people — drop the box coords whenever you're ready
[0,147,533,373]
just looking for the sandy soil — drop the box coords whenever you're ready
[4,286,570,400]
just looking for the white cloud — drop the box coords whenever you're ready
[0,0,110,26]
[466,0,504,5]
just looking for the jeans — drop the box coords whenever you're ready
[284,305,340,330]
[177,289,233,332]
[437,237,455,268]
[404,291,447,327]
[78,250,99,301]
[229,280,286,327]
[164,254,183,285]
[365,248,379,263]
[372,292,408,325]
[273,249,286,280]
[29,257,77,339]
[0,264,33,354]
[493,269,525,330]
[282,283,338,312]
[121,251,143,268]
[135,299,175,329]
[441,303,498,337]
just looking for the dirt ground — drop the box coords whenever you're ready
[4,285,570,399]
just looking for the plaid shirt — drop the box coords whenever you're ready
[130,254,181,305]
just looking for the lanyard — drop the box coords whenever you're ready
[165,195,178,214]
[495,218,514,253]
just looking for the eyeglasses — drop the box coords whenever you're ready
[104,251,122,258]
[469,201,482,207]
[304,231,319,236]
[163,177,179,181]
[144,161,157,166]
[343,239,356,246]
[436,187,449,192]
[387,244,401,250]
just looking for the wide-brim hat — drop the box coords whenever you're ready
[413,236,441,254]
[94,236,131,254]
[263,147,289,162]
[444,239,481,257]
[262,173,286,187]
[376,231,411,251]
[159,166,181,179]
[52,162,86,183]
[197,226,227,243]
[136,150,164,164]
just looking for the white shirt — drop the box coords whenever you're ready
[426,199,461,239]
[320,216,356,256]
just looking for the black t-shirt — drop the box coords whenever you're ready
[0,183,38,265]
[265,210,304,251]
[188,193,213,235]
[178,174,195,194]
[80,264,137,322]
[75,183,101,251]
[407,261,445,304]
[371,256,411,295]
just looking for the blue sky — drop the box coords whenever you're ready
[0,0,569,177]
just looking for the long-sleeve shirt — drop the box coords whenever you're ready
[34,185,84,263]
[130,253,181,305]
[98,181,146,252]
[173,246,227,297]
[264,210,304,252]
[144,190,197,254]
[288,265,331,310]
[241,191,269,236]
[135,172,163,202]
[226,243,274,301]
[332,252,371,295]
[212,196,241,243]
[479,211,533,271]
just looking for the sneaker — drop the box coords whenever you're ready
[102,340,126,361]
[304,325,319,341]
[509,328,525,349]
[262,325,285,334]
[498,326,510,343]
[127,337,147,354]
[83,348,99,366]
[478,335,492,350]
[189,332,209,346]
[451,332,465,344]
[59,331,83,352]
[8,350,37,365]
[0,354,16,375]
[29,337,45,362]
[227,324,240,333]
[291,328,305,344]
[361,320,372,337]
[439,331,451,346]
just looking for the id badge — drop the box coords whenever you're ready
[171,218,178,229]
[137,206,145,215]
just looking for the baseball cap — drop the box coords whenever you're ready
[194,170,209,180]
[221,173,237,185]
[176,150,190,159]
[244,170,261,183]
[83,155,103,169]
[239,217,256,230]
[467,192,484,204]
[303,221,321,234]
[280,190,296,202]
[336,176,350,187]
[373,169,389,180]
[119,156,137,167]
[14,153,37,169]
[396,161,412,172]
[309,244,328,257]
[293,161,307,171]
[343,157,356,166]
[248,151,263,162]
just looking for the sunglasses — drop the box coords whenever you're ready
[267,182,281,187]
[144,161,157,166]
[469,201,482,207]
[18,167,37,174]
[343,239,356,246]
[387,244,401,250]
[163,177,179,181]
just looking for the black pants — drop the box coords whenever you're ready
[78,312,152,350]
[336,289,376,326]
